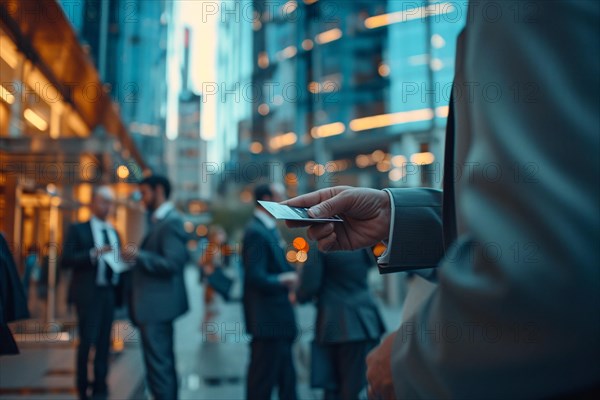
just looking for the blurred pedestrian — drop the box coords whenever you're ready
[242,183,298,400]
[0,232,30,356]
[297,249,385,400]
[62,186,123,400]
[123,175,189,400]
[22,244,40,299]
[198,225,228,338]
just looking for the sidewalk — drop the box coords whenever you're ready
[1,266,403,400]
[0,320,143,400]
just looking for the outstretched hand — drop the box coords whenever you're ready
[284,186,391,252]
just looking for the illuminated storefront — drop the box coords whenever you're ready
[0,0,147,321]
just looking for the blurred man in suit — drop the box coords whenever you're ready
[124,175,189,400]
[0,232,29,356]
[286,2,599,398]
[297,249,385,400]
[242,183,298,400]
[62,186,121,400]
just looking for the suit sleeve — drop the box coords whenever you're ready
[381,188,444,271]
[61,225,93,270]
[391,2,600,398]
[136,221,189,277]
[242,230,286,294]
[296,247,324,303]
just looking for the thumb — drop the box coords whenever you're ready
[308,195,346,218]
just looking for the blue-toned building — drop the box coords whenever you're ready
[225,0,466,193]
[59,0,172,173]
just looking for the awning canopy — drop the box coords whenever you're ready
[0,0,147,171]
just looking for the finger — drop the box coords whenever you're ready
[307,189,355,219]
[306,223,334,241]
[318,232,337,252]
[282,186,351,208]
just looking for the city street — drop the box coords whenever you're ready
[1,266,402,400]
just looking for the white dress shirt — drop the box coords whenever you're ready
[152,201,174,222]
[89,216,120,286]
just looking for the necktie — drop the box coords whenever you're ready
[102,228,113,285]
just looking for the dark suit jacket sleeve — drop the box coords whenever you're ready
[382,188,444,271]
[242,230,286,294]
[296,247,323,303]
[61,224,93,270]
[136,220,188,277]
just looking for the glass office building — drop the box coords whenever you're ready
[221,0,466,194]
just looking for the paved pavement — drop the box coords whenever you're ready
[1,266,403,400]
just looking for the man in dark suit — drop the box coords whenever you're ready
[297,249,386,399]
[242,183,298,400]
[62,186,122,400]
[286,2,599,398]
[124,175,189,400]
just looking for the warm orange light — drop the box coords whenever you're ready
[241,190,253,203]
[258,103,270,116]
[389,168,405,182]
[250,141,263,154]
[279,45,297,60]
[184,221,195,233]
[435,105,449,118]
[285,173,298,185]
[371,150,385,162]
[410,152,435,165]
[292,237,309,251]
[377,161,392,172]
[196,225,208,237]
[0,85,15,104]
[378,63,390,77]
[305,161,316,174]
[365,2,456,29]
[258,52,269,68]
[315,28,342,44]
[24,108,48,131]
[282,1,298,14]
[314,164,326,176]
[349,108,434,132]
[311,122,345,138]
[392,155,407,167]
[301,39,314,51]
[117,165,130,179]
[356,154,371,168]
[308,81,321,94]
[373,242,387,257]
[113,338,125,352]
[296,250,308,263]
[269,132,297,150]
[286,250,298,263]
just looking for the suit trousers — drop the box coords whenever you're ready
[323,340,378,400]
[76,286,115,398]
[138,321,178,400]
[247,338,297,400]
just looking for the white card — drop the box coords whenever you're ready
[258,200,343,223]
[101,250,131,273]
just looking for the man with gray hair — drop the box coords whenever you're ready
[62,186,122,400]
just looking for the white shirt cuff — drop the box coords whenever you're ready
[377,189,396,265]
